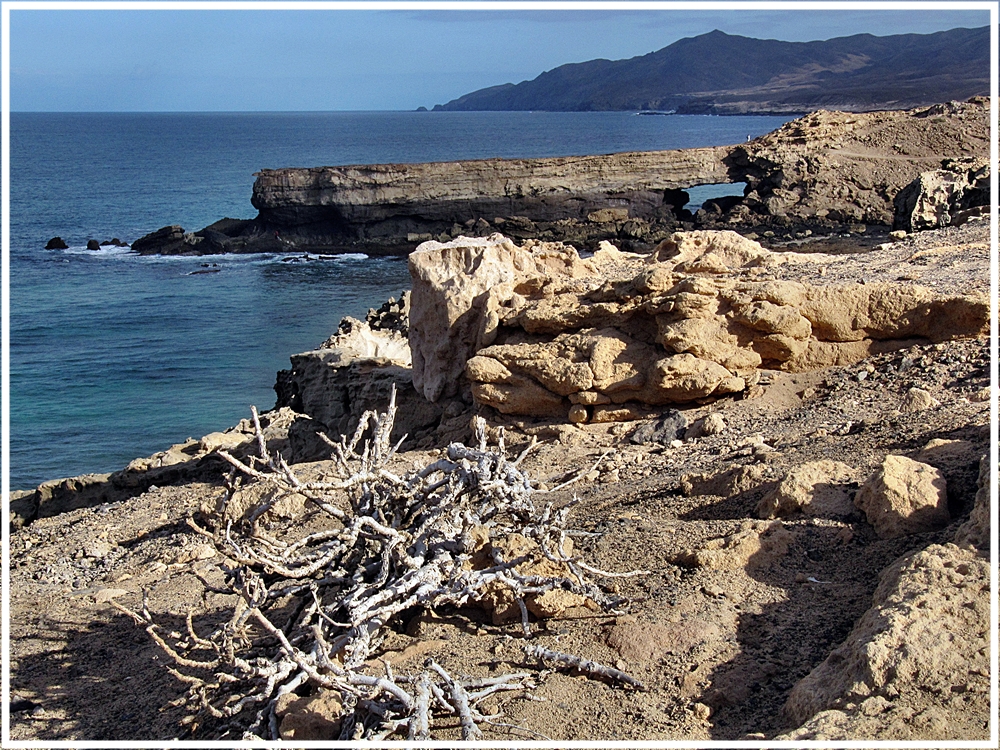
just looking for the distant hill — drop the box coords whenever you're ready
[432,26,990,114]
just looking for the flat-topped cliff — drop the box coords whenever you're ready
[130,98,989,256]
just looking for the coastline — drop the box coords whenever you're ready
[8,218,991,741]
[7,100,993,742]
[127,98,989,258]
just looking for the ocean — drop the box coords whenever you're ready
[8,111,790,489]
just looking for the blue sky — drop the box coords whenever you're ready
[6,6,992,111]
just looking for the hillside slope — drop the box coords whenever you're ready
[433,27,990,114]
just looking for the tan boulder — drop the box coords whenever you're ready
[854,455,949,538]
[684,412,726,439]
[782,543,989,735]
[674,520,793,570]
[953,454,990,551]
[900,387,940,412]
[681,463,770,498]
[647,354,745,402]
[652,230,776,268]
[412,229,987,418]
[757,460,857,518]
[470,379,565,417]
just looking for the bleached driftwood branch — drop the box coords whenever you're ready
[127,388,646,740]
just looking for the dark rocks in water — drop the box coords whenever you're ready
[193,228,232,254]
[86,239,101,251]
[631,410,689,445]
[132,225,188,255]
[100,238,128,247]
[188,268,221,275]
[44,237,69,250]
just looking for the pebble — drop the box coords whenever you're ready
[692,702,712,720]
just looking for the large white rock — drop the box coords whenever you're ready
[408,233,593,402]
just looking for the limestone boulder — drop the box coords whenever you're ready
[757,460,857,518]
[408,233,598,402]
[854,455,949,538]
[407,229,987,419]
[674,520,794,570]
[953,454,990,551]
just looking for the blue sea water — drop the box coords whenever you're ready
[9,111,790,489]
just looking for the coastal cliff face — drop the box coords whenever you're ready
[131,98,990,256]
[249,147,732,251]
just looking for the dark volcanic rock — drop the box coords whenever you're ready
[86,239,100,251]
[631,411,689,445]
[131,225,205,255]
[44,237,68,250]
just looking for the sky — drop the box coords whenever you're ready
[5,5,993,111]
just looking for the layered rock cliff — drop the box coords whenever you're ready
[130,99,990,256]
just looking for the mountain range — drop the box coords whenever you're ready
[431,26,990,114]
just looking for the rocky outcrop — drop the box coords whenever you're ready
[727,98,990,226]
[130,99,989,255]
[780,540,990,740]
[892,157,991,232]
[10,409,296,528]
[274,316,464,462]
[248,148,731,253]
[406,230,988,419]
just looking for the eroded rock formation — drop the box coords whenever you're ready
[407,230,988,420]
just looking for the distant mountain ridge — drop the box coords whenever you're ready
[432,26,990,114]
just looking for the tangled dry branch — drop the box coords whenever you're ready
[120,389,646,740]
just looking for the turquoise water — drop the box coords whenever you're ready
[9,111,790,488]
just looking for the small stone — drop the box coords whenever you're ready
[84,541,113,559]
[685,413,726,439]
[890,230,907,239]
[692,702,712,720]
[568,404,589,424]
[585,470,601,482]
[969,387,990,403]
[901,387,940,413]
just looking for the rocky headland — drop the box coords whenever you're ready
[8,100,993,743]
[129,98,989,257]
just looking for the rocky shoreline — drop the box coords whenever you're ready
[124,98,989,258]
[9,100,993,742]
